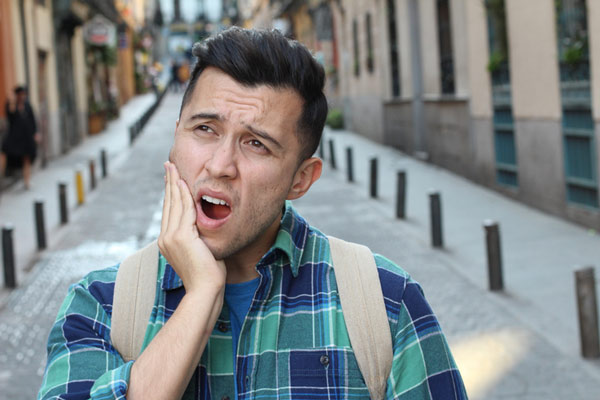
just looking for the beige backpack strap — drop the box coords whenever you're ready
[111,240,159,362]
[328,236,393,400]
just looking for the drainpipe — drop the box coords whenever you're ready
[19,0,30,87]
[408,0,424,153]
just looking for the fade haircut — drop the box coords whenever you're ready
[180,27,327,161]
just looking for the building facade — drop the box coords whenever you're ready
[331,0,600,230]
[0,0,62,165]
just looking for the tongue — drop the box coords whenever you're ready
[203,202,231,220]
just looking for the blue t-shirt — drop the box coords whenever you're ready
[225,277,260,397]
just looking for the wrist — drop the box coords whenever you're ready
[184,281,225,301]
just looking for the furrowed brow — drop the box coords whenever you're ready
[188,112,222,122]
[246,125,283,150]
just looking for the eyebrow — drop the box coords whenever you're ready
[188,112,284,151]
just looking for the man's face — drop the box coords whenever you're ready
[171,67,310,260]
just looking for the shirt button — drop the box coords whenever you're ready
[221,396,230,400]
[245,375,250,387]
[320,354,330,366]
[218,322,228,332]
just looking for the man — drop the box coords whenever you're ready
[39,28,467,399]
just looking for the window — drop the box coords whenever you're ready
[485,0,518,188]
[436,0,455,94]
[365,13,374,73]
[387,0,400,96]
[353,19,360,77]
[556,0,598,207]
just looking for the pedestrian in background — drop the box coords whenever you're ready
[0,85,39,190]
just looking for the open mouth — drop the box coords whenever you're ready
[201,195,232,220]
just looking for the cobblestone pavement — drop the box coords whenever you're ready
[2,92,600,399]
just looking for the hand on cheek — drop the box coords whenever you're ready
[158,161,227,293]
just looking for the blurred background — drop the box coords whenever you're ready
[1,0,600,399]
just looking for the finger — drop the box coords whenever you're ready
[167,163,182,233]
[160,162,171,235]
[178,178,197,232]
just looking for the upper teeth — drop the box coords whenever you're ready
[202,195,229,206]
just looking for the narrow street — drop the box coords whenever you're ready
[1,92,600,399]
[0,92,175,399]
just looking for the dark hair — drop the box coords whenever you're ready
[180,27,327,161]
[14,86,27,95]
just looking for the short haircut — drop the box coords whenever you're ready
[180,27,327,161]
[14,85,27,95]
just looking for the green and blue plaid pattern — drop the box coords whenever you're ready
[38,202,467,399]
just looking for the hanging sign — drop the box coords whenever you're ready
[83,15,116,46]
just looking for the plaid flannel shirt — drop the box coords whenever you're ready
[38,202,467,399]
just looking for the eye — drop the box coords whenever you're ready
[247,138,269,154]
[195,124,215,134]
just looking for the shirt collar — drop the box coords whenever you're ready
[161,201,309,290]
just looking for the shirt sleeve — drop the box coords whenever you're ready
[37,272,133,399]
[385,276,468,399]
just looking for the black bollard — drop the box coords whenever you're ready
[59,182,68,224]
[318,138,324,159]
[429,191,443,248]
[100,149,107,178]
[575,267,600,358]
[370,158,378,198]
[34,200,47,250]
[346,147,354,183]
[129,126,134,145]
[328,139,336,169]
[89,159,96,190]
[396,171,406,219]
[2,225,16,288]
[484,220,504,291]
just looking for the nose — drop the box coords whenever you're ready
[205,139,238,179]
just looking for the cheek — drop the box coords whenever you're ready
[171,141,204,180]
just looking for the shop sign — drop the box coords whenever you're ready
[83,15,116,46]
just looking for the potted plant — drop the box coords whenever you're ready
[88,100,107,134]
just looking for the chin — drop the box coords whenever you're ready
[201,238,231,261]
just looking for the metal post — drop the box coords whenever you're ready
[575,267,600,358]
[346,147,354,183]
[318,138,324,159]
[396,171,406,219]
[59,182,68,224]
[328,139,336,169]
[370,158,378,198]
[75,170,85,205]
[34,200,47,250]
[484,220,504,291]
[429,191,443,248]
[89,159,96,190]
[100,149,107,178]
[2,225,16,288]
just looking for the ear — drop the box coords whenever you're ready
[287,157,322,200]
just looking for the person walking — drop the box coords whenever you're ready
[1,85,39,190]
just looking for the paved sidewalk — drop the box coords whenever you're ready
[304,128,600,393]
[1,92,600,398]
[294,159,600,399]
[0,93,157,305]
